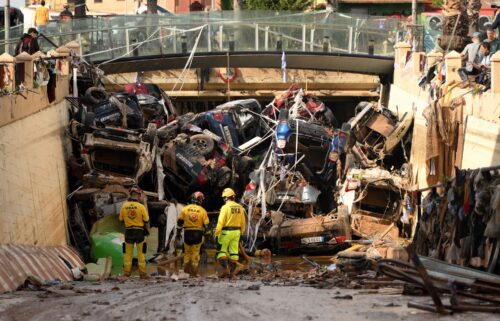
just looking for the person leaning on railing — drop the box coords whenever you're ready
[15,28,40,55]
[459,41,491,88]
[59,4,73,22]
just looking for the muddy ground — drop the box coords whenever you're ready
[0,276,496,321]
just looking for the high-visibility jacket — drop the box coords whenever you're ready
[215,200,246,236]
[119,201,149,229]
[178,204,209,230]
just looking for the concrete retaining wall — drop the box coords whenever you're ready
[388,47,500,190]
[0,80,70,246]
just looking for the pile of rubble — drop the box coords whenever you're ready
[65,76,416,264]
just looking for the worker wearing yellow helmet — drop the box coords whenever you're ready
[215,187,246,278]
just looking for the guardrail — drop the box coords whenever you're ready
[0,12,404,61]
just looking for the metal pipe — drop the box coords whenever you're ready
[207,24,212,52]
[4,0,10,51]
[172,26,177,52]
[411,0,417,28]
[264,26,269,51]
[125,29,130,56]
[302,24,306,51]
[218,25,223,51]
[348,26,353,54]
[310,28,315,51]
[255,23,259,51]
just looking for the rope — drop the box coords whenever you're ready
[81,24,206,59]
[170,24,207,93]
[96,27,161,67]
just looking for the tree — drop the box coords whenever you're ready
[466,0,481,35]
[147,0,158,14]
[220,0,233,10]
[234,0,243,11]
[441,0,468,51]
[244,0,313,11]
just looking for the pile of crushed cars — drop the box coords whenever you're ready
[66,81,415,260]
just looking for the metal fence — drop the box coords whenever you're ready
[0,11,404,61]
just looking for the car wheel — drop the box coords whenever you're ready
[216,166,232,188]
[189,134,215,156]
[84,87,108,105]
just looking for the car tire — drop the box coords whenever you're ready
[84,87,108,105]
[189,134,215,156]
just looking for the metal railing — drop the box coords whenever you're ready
[0,11,404,61]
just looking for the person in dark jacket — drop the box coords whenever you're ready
[59,4,73,22]
[15,28,40,55]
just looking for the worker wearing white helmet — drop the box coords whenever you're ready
[215,188,246,278]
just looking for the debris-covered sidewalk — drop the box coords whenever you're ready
[1,262,499,321]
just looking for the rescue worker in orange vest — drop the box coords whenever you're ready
[177,191,209,277]
[215,188,246,278]
[119,186,150,279]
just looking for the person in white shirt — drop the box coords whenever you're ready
[459,41,491,84]
[461,32,483,73]
[475,42,491,85]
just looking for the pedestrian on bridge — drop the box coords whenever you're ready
[34,1,49,33]
[59,4,73,22]
[15,28,40,55]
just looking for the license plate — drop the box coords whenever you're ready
[301,236,324,244]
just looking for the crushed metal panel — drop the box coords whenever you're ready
[365,113,395,137]
[269,213,341,238]
[0,245,84,293]
[351,213,399,240]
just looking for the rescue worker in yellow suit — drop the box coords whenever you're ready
[119,186,150,279]
[177,191,209,277]
[215,188,246,278]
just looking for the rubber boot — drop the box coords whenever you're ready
[139,271,150,280]
[191,264,199,278]
[217,258,230,278]
[229,261,237,279]
[124,270,131,277]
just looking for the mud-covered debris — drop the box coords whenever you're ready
[246,284,260,291]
